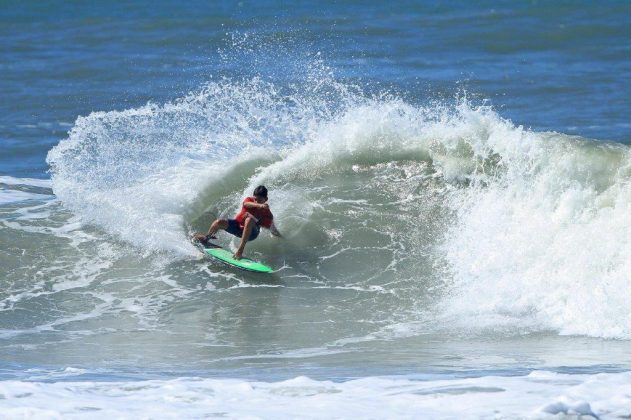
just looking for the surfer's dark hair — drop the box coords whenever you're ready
[253,185,268,199]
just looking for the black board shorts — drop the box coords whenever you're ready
[226,219,260,241]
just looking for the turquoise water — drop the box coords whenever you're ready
[2,1,631,417]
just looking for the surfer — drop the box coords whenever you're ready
[193,185,281,260]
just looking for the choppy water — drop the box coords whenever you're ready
[2,1,631,418]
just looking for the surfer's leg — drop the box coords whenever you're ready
[234,217,254,260]
[208,218,229,238]
[193,219,228,241]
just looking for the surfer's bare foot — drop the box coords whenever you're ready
[192,233,216,242]
[192,233,206,242]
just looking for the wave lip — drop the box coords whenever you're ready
[46,79,299,255]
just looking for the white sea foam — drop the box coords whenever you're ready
[0,189,50,204]
[0,176,53,204]
[0,176,52,188]
[0,370,630,419]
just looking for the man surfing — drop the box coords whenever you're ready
[192,185,281,260]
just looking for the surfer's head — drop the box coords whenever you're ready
[253,185,268,203]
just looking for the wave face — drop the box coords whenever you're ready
[47,76,631,340]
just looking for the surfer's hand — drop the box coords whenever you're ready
[270,223,282,238]
[233,251,242,260]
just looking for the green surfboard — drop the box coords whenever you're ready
[203,247,273,273]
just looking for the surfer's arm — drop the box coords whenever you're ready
[243,212,259,224]
[243,201,269,210]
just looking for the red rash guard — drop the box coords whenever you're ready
[234,197,273,229]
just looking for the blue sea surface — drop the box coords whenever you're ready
[2,1,630,178]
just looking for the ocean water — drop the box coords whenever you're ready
[2,1,631,418]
